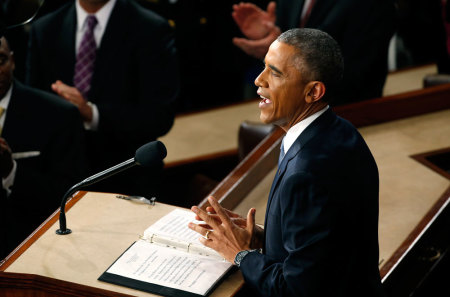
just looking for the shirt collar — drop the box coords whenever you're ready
[283,105,329,154]
[76,0,116,34]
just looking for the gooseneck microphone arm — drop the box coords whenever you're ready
[56,158,136,235]
[56,140,167,235]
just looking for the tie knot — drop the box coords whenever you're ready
[86,15,98,31]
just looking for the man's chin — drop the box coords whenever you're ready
[259,114,271,124]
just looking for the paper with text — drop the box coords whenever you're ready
[143,208,220,258]
[106,240,232,296]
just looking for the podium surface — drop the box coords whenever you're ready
[0,192,243,296]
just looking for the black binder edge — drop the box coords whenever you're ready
[98,241,236,297]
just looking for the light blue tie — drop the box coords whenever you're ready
[278,137,285,166]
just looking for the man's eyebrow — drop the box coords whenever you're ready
[263,59,283,75]
[268,64,283,75]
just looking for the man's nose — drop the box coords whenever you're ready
[255,72,267,88]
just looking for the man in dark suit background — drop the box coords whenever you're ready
[26,0,179,195]
[232,0,396,105]
[0,36,87,259]
[188,28,383,296]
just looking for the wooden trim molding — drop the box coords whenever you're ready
[0,271,133,297]
[164,149,238,169]
[411,147,450,181]
[198,127,284,209]
[334,83,450,128]
[380,186,450,281]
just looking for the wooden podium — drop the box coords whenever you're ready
[0,192,244,296]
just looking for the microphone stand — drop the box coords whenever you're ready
[56,158,136,235]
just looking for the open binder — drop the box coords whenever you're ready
[99,209,235,297]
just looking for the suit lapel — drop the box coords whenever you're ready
[58,5,77,84]
[3,82,27,143]
[264,109,337,225]
[89,0,128,102]
[288,0,305,28]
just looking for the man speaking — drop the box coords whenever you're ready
[189,28,384,297]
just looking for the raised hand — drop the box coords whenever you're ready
[189,196,259,263]
[232,1,277,40]
[51,80,93,122]
[232,21,281,59]
[0,138,13,178]
[194,205,247,229]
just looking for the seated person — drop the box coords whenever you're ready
[0,36,87,259]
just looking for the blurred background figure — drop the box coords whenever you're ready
[232,0,397,105]
[0,36,87,259]
[394,0,450,74]
[25,0,180,196]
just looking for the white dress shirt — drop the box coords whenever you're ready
[74,0,116,130]
[282,105,329,155]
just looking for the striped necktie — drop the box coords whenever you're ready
[300,0,316,28]
[74,15,98,99]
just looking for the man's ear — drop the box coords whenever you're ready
[305,81,326,103]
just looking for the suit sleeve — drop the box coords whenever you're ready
[331,0,396,102]
[239,172,346,297]
[12,104,87,208]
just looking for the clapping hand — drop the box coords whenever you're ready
[188,196,261,263]
[232,2,277,40]
[51,80,93,122]
[232,2,280,59]
[0,137,13,178]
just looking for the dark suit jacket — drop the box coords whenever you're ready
[0,80,86,259]
[26,0,179,178]
[239,109,384,297]
[276,0,396,105]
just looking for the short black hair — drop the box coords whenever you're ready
[277,28,344,103]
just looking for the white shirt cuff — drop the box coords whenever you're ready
[83,101,99,131]
[3,159,17,196]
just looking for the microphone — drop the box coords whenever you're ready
[56,140,167,235]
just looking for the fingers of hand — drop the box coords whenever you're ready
[246,208,256,232]
[207,197,232,227]
[206,206,215,214]
[198,223,213,229]
[51,81,84,104]
[188,222,210,239]
[225,208,241,218]
[0,142,8,152]
[231,217,247,228]
[191,205,219,230]
[198,235,214,247]
[267,1,277,18]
